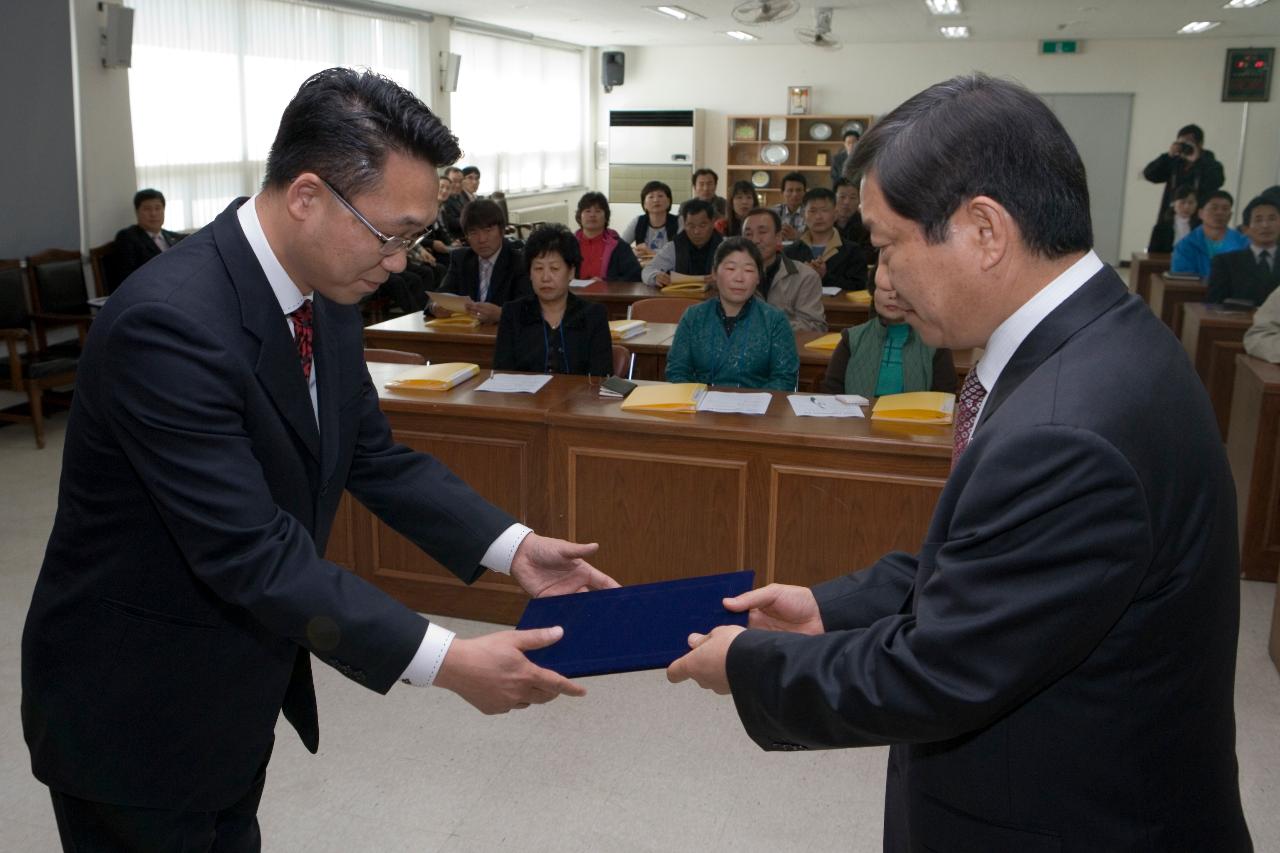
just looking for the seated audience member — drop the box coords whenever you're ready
[1172,190,1248,277]
[460,166,482,202]
[834,177,876,263]
[1148,184,1200,254]
[772,172,808,241]
[1143,123,1224,242]
[113,189,184,283]
[1243,284,1280,362]
[429,199,529,323]
[620,181,679,258]
[665,237,799,391]
[820,268,957,397]
[680,168,727,221]
[740,208,826,332]
[829,127,860,186]
[574,192,643,282]
[716,180,759,237]
[641,199,723,286]
[494,224,612,376]
[440,166,467,241]
[799,188,868,291]
[1206,194,1280,306]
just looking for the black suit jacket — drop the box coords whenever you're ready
[726,266,1251,851]
[113,223,183,283]
[438,242,531,306]
[1206,247,1280,306]
[22,199,515,811]
[493,293,612,376]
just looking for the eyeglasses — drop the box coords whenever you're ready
[319,178,428,257]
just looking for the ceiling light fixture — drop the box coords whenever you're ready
[940,25,970,38]
[1177,20,1221,34]
[1224,0,1269,8]
[925,0,962,14]
[645,5,704,21]
[725,30,759,41]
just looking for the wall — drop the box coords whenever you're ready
[1,1,81,257]
[592,37,1280,260]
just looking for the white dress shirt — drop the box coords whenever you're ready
[236,195,532,686]
[964,250,1105,443]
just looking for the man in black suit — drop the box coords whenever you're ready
[1207,194,1280,306]
[669,74,1252,852]
[112,188,185,285]
[429,198,530,324]
[22,68,616,852]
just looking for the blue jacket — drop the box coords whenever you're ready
[1171,225,1248,277]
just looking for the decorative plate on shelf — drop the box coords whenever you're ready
[751,170,770,188]
[761,144,790,165]
[808,122,832,141]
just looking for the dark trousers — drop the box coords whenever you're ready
[49,751,269,853]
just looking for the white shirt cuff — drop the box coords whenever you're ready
[400,620,456,687]
[480,523,532,575]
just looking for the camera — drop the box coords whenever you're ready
[1177,142,1195,156]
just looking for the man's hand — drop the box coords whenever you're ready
[429,300,455,318]
[510,533,618,598]
[780,223,799,242]
[469,300,502,324]
[809,259,827,279]
[434,627,585,714]
[724,583,825,634]
[654,272,672,287]
[666,625,745,694]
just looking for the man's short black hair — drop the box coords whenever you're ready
[680,199,716,221]
[133,189,165,210]
[849,73,1092,259]
[1172,184,1198,203]
[832,177,857,194]
[803,187,836,206]
[1178,124,1205,146]
[1242,195,1280,225]
[263,67,460,198]
[461,165,480,177]
[641,180,673,205]
[781,172,808,191]
[692,168,719,186]
[461,198,506,233]
[713,236,764,273]
[524,224,581,275]
[444,167,463,178]
[1205,190,1234,207]
[576,191,611,227]
[742,207,781,232]
[843,129,861,141]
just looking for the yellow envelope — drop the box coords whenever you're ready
[609,319,648,341]
[620,382,707,413]
[870,391,956,425]
[660,281,708,297]
[803,332,842,351]
[425,316,481,329]
[430,292,469,316]
[844,289,872,304]
[384,362,480,392]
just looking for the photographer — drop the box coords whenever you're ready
[1143,124,1225,243]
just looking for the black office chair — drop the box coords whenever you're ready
[25,248,92,355]
[0,259,78,448]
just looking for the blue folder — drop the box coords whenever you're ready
[516,570,755,677]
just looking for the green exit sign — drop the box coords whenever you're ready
[1040,40,1081,54]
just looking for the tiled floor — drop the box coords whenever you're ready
[2,417,1277,852]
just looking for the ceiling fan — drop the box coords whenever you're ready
[797,7,841,50]
[731,0,801,25]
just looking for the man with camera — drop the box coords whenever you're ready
[1144,123,1225,248]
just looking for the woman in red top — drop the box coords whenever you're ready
[573,191,642,282]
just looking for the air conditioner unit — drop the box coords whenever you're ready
[607,110,702,226]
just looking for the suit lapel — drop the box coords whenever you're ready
[214,199,321,462]
[312,296,341,484]
[976,265,1129,430]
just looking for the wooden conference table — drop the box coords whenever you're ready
[1128,251,1171,304]
[1148,272,1206,333]
[324,363,953,624]
[1180,303,1254,440]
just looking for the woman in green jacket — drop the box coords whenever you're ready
[665,237,799,391]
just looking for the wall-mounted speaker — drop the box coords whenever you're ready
[99,2,134,69]
[442,52,462,93]
[602,51,625,93]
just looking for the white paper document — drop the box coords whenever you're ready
[821,286,841,297]
[696,391,772,415]
[569,279,596,288]
[787,394,867,418]
[474,374,554,394]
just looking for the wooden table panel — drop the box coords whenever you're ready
[1271,579,1280,675]
[1129,251,1171,303]
[1181,303,1253,439]
[1149,272,1206,332]
[1226,355,1280,582]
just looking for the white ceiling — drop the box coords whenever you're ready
[406,0,1280,47]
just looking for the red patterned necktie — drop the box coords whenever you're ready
[289,300,314,380]
[952,368,987,466]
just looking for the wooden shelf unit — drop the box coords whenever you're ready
[726,114,874,204]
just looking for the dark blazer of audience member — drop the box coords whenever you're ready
[641,199,724,287]
[680,168,727,221]
[834,178,877,264]
[1143,123,1225,230]
[829,128,860,186]
[494,225,612,377]
[799,188,868,291]
[432,199,530,323]
[113,188,185,287]
[772,171,808,241]
[621,180,679,259]
[820,271,956,397]
[1148,184,1201,254]
[1206,195,1280,306]
[574,192,643,282]
[717,180,759,238]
